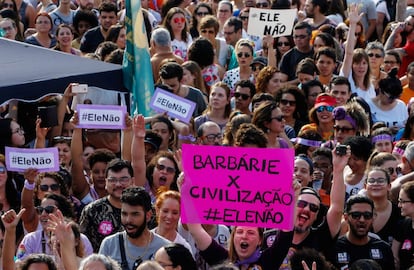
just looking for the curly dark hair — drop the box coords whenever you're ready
[275,85,308,122]
[255,66,279,93]
[188,37,215,68]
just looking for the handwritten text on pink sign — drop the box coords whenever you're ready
[181,144,295,229]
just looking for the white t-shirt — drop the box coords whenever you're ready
[171,33,192,60]
[367,98,408,129]
[340,69,376,100]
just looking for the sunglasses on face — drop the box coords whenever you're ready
[277,42,290,46]
[237,52,251,58]
[240,16,249,20]
[156,163,176,174]
[200,29,215,34]
[368,53,383,58]
[280,99,296,106]
[39,184,60,192]
[196,11,210,16]
[333,125,355,133]
[348,211,373,220]
[297,199,319,212]
[2,3,13,8]
[256,2,269,7]
[36,205,57,215]
[270,115,284,122]
[234,92,250,100]
[316,106,334,113]
[173,17,186,24]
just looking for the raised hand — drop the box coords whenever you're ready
[23,168,39,184]
[348,3,363,25]
[1,209,26,230]
[133,114,146,138]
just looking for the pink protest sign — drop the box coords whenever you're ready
[181,144,295,230]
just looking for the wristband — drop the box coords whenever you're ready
[24,179,35,190]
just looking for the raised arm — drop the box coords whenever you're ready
[20,169,39,232]
[34,118,49,149]
[340,4,362,78]
[131,115,147,187]
[49,84,76,138]
[1,209,25,270]
[70,112,90,200]
[384,22,406,51]
[326,145,350,238]
[121,113,133,161]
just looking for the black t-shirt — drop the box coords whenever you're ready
[279,47,314,81]
[80,26,104,53]
[394,217,414,270]
[371,202,403,245]
[331,235,395,270]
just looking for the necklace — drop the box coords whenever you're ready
[124,231,152,264]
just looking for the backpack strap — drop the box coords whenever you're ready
[119,233,130,270]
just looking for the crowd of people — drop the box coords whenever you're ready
[2,0,414,269]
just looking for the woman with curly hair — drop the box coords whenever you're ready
[161,7,192,60]
[275,86,308,135]
[255,66,286,95]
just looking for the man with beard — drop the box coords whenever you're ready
[99,187,170,270]
[80,159,133,252]
[330,195,394,269]
[303,0,336,30]
[80,1,117,53]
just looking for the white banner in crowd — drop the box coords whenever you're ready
[247,8,297,37]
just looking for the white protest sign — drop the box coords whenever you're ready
[76,104,126,129]
[5,147,59,172]
[149,88,196,123]
[247,8,297,37]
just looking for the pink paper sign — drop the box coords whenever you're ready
[181,144,295,230]
[5,147,59,172]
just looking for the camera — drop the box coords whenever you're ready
[336,145,348,156]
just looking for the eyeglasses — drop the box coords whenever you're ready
[173,17,186,24]
[398,198,412,204]
[293,34,308,39]
[202,133,223,142]
[366,178,387,185]
[0,166,6,174]
[280,99,296,106]
[384,60,397,65]
[39,184,60,192]
[240,16,249,21]
[200,29,215,34]
[234,92,250,100]
[36,205,57,215]
[106,176,131,184]
[297,200,319,212]
[316,106,334,113]
[256,2,269,7]
[270,115,284,122]
[348,211,373,220]
[12,127,24,135]
[156,163,176,174]
[368,53,383,58]
[251,65,264,72]
[237,52,251,58]
[196,11,210,16]
[333,125,355,133]
[277,42,290,46]
[2,3,14,8]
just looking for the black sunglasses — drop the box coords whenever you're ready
[234,92,250,100]
[36,205,57,215]
[297,200,319,212]
[348,211,373,220]
[237,52,251,58]
[39,184,60,192]
[280,99,296,106]
[251,65,264,72]
[333,125,355,133]
[270,115,284,122]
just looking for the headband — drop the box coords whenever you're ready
[292,137,322,147]
[333,106,357,129]
[372,134,392,144]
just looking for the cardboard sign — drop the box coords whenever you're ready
[181,144,295,230]
[247,8,297,37]
[149,88,196,123]
[76,104,126,129]
[5,147,59,172]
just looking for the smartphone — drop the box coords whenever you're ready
[72,84,88,94]
[336,145,347,156]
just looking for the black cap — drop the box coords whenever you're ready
[144,131,162,151]
[251,56,268,67]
